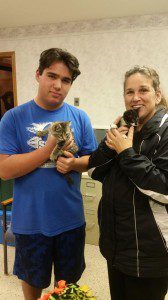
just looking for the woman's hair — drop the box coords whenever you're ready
[38,48,81,82]
[124,65,168,109]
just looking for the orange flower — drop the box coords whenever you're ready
[53,280,67,294]
[37,291,52,300]
[57,280,66,289]
[43,295,50,300]
[38,281,96,299]
[54,287,64,294]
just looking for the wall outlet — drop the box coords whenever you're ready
[74,97,80,106]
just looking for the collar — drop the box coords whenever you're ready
[135,107,167,140]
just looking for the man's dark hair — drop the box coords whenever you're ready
[38,48,81,81]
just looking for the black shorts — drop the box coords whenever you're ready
[14,225,86,289]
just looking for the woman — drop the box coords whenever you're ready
[88,66,168,300]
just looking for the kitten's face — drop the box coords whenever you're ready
[50,121,70,136]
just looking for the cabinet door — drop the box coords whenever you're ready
[81,175,102,245]
[85,208,99,245]
[81,178,102,210]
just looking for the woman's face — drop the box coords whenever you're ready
[124,73,161,126]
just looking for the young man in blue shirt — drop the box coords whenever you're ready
[0,48,97,300]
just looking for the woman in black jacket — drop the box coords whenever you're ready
[88,66,168,300]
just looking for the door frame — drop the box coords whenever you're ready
[0,51,17,106]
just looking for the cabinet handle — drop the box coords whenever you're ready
[85,195,95,201]
[86,182,95,188]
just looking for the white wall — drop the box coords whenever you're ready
[1,14,168,128]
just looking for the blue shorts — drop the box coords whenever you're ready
[13,225,86,289]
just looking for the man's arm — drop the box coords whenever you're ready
[71,155,90,172]
[0,134,57,180]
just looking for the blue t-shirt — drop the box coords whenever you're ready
[0,100,97,236]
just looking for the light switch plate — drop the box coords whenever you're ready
[74,97,80,106]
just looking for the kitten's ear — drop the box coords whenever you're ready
[53,124,58,130]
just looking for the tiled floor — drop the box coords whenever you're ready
[0,243,168,300]
[0,243,110,299]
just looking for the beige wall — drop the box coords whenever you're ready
[0,14,168,127]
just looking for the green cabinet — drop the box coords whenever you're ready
[0,179,13,210]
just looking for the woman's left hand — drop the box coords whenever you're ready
[106,126,134,154]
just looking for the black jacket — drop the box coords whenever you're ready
[88,108,168,278]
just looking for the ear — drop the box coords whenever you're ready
[35,69,40,82]
[155,89,162,105]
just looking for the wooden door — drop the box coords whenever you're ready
[0,51,17,118]
[0,51,17,204]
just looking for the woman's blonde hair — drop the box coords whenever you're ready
[124,65,168,109]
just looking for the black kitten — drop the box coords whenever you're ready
[119,109,139,127]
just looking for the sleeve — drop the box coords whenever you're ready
[78,112,98,156]
[117,130,168,204]
[88,139,116,182]
[0,110,21,155]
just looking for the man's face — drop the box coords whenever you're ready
[35,61,72,110]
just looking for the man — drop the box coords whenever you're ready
[0,48,97,300]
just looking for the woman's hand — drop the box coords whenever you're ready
[106,122,134,154]
[110,116,129,136]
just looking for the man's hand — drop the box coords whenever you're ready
[45,133,74,153]
[62,135,73,151]
[45,133,58,153]
[56,151,76,174]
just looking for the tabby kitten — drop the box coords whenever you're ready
[36,121,78,184]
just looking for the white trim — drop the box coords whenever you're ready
[149,200,168,250]
[137,187,168,204]
[88,168,95,177]
[159,113,168,127]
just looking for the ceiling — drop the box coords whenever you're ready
[1,0,168,29]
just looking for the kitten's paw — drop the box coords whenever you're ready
[50,153,55,161]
